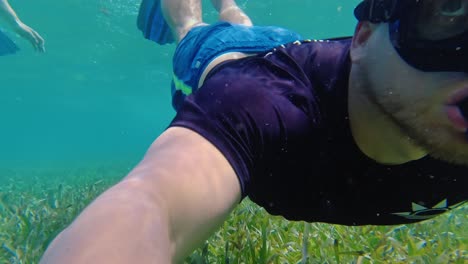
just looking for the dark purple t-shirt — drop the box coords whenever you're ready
[169,37,467,225]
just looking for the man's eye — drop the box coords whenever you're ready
[440,0,466,16]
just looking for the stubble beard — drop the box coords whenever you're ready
[360,71,468,166]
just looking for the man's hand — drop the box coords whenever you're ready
[14,20,45,52]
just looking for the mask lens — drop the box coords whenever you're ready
[392,0,468,73]
[409,0,468,41]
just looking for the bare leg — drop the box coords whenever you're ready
[211,0,252,26]
[160,0,205,43]
[161,0,252,43]
[161,0,254,87]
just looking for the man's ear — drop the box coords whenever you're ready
[350,22,374,62]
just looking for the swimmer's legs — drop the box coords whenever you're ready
[161,0,204,43]
[161,0,252,43]
[211,0,252,27]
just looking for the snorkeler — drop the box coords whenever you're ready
[0,0,45,55]
[40,0,467,263]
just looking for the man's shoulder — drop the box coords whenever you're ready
[266,37,352,84]
[287,37,351,67]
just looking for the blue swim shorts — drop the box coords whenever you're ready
[171,22,302,110]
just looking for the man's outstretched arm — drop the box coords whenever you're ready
[39,127,242,263]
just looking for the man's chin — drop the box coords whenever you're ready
[406,123,468,165]
[428,146,468,166]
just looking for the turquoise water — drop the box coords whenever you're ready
[0,0,359,171]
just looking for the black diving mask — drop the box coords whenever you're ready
[354,0,468,74]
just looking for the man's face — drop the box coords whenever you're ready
[359,23,468,165]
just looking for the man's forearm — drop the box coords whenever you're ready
[39,178,174,264]
[0,0,20,27]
